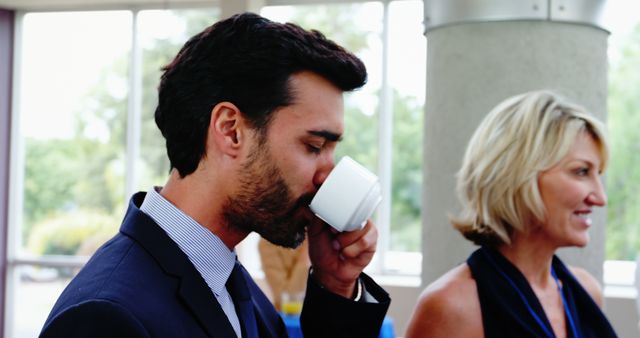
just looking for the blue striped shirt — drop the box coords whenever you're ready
[140,187,242,338]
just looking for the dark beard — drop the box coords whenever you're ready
[222,146,313,248]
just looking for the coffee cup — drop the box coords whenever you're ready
[309,156,382,232]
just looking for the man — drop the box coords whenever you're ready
[41,12,390,338]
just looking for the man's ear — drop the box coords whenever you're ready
[209,102,247,157]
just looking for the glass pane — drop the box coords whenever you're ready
[10,265,77,338]
[388,0,425,255]
[261,3,383,172]
[18,11,131,257]
[137,9,220,191]
[606,8,640,260]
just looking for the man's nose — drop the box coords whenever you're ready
[313,155,335,189]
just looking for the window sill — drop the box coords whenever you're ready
[370,273,421,288]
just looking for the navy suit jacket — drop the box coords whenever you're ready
[40,192,390,338]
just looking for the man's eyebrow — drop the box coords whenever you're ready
[308,130,343,142]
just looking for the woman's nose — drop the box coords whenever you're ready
[587,178,607,207]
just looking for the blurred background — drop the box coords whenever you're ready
[0,0,639,337]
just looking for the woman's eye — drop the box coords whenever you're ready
[575,167,589,176]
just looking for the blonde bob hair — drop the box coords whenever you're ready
[452,90,608,247]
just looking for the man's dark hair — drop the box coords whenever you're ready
[155,12,367,177]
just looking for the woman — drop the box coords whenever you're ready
[406,91,617,337]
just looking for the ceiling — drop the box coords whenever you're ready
[0,0,217,11]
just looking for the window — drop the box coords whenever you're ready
[386,0,425,274]
[603,0,640,295]
[8,11,132,337]
[261,0,425,275]
[606,4,640,262]
[136,9,222,191]
[7,2,425,335]
[7,8,218,337]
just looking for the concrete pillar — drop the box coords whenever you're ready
[422,0,609,285]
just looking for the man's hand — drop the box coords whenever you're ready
[307,219,377,299]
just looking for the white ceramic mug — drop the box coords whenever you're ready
[309,156,382,232]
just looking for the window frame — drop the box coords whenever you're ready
[4,6,216,337]
[257,0,424,276]
[0,9,15,338]
[4,0,639,336]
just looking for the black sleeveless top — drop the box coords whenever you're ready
[467,247,617,338]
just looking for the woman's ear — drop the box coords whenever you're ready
[209,102,245,157]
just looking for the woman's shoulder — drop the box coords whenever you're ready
[424,263,478,301]
[567,265,604,307]
[405,264,483,338]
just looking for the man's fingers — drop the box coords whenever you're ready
[336,220,377,259]
[340,233,376,259]
[333,220,376,247]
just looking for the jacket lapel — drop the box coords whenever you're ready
[120,193,238,338]
[177,271,238,337]
[253,297,284,338]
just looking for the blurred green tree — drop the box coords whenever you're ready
[22,10,216,256]
[23,6,424,257]
[284,3,423,252]
[606,23,640,260]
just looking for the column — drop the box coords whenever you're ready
[422,0,609,284]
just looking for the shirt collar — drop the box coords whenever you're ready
[140,187,236,296]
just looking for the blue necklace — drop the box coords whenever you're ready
[552,266,580,338]
[482,250,580,338]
